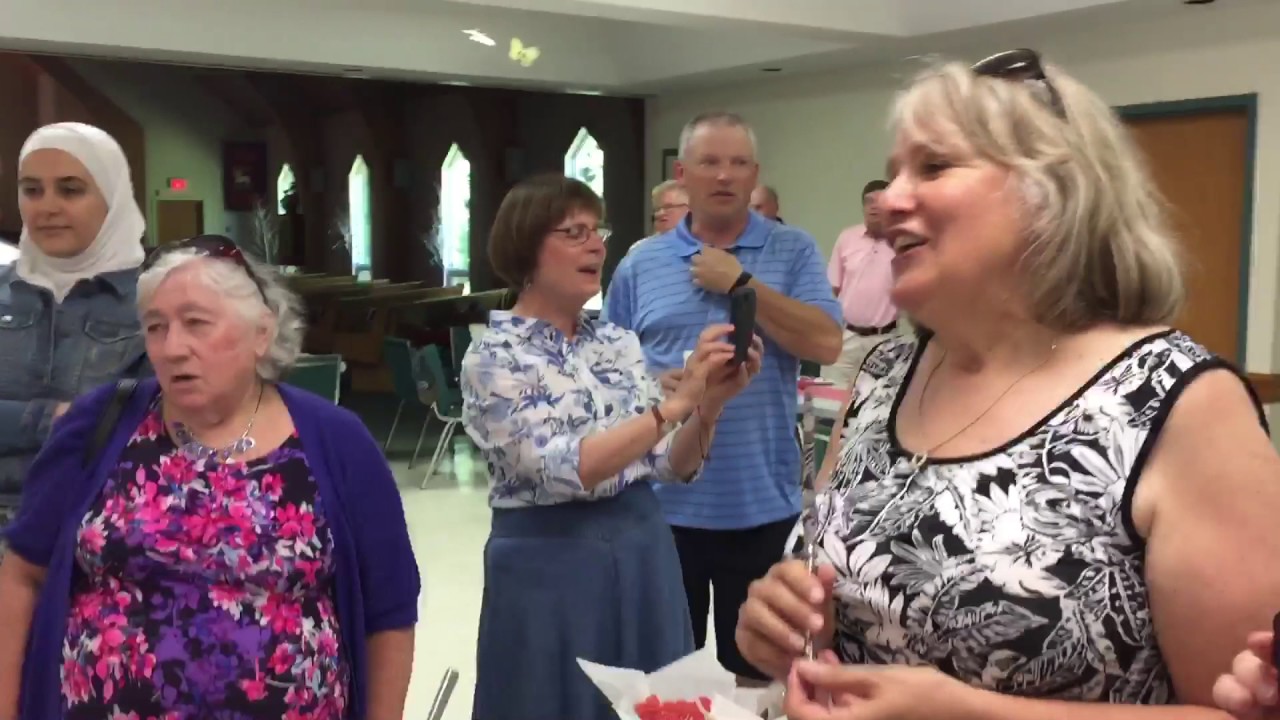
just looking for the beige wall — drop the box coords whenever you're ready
[67,59,261,247]
[647,1,1280,372]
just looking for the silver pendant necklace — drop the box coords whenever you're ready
[170,385,265,463]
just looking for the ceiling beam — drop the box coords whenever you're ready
[446,0,903,35]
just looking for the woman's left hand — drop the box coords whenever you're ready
[784,652,975,720]
[702,335,762,411]
[1213,631,1279,719]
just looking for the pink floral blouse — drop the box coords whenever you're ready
[61,404,350,719]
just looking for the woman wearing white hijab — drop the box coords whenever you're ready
[0,122,147,500]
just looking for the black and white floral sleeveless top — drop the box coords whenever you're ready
[809,329,1259,704]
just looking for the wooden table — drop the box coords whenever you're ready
[1247,373,1280,405]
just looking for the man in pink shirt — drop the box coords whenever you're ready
[823,180,898,388]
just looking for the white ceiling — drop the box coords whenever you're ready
[0,0,1247,94]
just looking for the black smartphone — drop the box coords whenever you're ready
[730,287,756,365]
[1273,611,1280,679]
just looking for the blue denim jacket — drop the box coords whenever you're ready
[0,265,146,493]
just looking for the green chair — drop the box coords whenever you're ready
[448,325,472,383]
[284,354,344,404]
[383,337,437,468]
[417,344,465,487]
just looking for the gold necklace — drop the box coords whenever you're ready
[907,342,1058,468]
[800,342,1058,658]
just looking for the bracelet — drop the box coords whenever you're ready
[730,271,753,293]
[651,404,670,437]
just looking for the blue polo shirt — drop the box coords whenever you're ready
[603,212,842,530]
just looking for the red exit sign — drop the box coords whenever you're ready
[167,177,189,191]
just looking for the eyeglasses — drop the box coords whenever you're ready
[550,224,611,245]
[142,234,268,300]
[653,203,688,217]
[971,48,1066,119]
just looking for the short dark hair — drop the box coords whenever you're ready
[488,174,604,289]
[862,180,888,198]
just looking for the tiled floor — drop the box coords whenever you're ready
[393,436,489,720]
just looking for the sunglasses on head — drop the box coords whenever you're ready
[971,48,1066,119]
[142,234,268,300]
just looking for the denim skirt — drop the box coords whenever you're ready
[472,482,695,720]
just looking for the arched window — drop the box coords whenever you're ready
[276,163,295,215]
[565,128,605,310]
[565,127,604,199]
[347,155,372,279]
[439,144,472,293]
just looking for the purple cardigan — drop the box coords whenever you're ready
[4,379,420,720]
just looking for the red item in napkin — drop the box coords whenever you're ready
[633,694,713,720]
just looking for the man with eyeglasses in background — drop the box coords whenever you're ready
[623,180,689,258]
[651,179,689,234]
[604,111,842,685]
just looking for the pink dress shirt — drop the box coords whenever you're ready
[827,224,898,328]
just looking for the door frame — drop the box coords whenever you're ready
[1115,93,1258,364]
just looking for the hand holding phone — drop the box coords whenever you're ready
[730,287,757,365]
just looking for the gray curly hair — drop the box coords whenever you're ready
[136,249,307,381]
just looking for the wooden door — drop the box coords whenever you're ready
[155,199,204,246]
[1124,109,1250,361]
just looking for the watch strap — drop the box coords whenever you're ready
[730,271,753,292]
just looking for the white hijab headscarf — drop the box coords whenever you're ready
[15,122,146,301]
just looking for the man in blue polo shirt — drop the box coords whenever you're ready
[604,111,842,682]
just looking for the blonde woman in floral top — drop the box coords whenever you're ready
[736,50,1280,720]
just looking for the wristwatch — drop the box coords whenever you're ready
[651,405,677,436]
[729,271,753,293]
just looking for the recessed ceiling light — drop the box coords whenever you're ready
[341,68,369,79]
[1183,0,1214,4]
[761,67,782,73]
[464,29,496,46]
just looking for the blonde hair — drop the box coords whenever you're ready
[650,179,684,206]
[890,59,1184,330]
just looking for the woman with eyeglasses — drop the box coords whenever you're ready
[0,235,420,720]
[0,123,148,523]
[461,174,762,720]
[735,50,1280,719]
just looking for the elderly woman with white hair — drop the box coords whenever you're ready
[0,234,419,720]
[735,49,1280,719]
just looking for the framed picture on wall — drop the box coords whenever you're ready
[223,141,268,211]
[662,148,678,180]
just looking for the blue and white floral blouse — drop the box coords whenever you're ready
[461,311,690,508]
